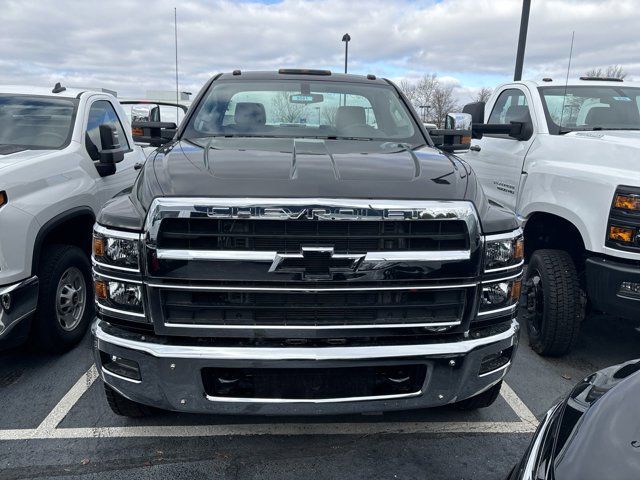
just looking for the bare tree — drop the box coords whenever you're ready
[321,105,339,126]
[431,83,459,128]
[271,91,307,124]
[584,65,627,79]
[398,73,439,122]
[473,87,493,103]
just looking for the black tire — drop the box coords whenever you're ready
[103,383,153,418]
[524,249,583,357]
[32,244,94,353]
[454,381,502,410]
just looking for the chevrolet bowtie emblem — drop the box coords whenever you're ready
[269,247,365,278]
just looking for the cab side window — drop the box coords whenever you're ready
[85,100,129,160]
[487,89,531,127]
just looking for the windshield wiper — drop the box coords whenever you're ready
[324,136,373,141]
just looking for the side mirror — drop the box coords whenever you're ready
[95,124,130,177]
[430,113,472,153]
[462,102,486,139]
[131,121,178,147]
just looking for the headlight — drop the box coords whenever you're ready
[484,230,524,271]
[613,192,640,211]
[93,225,141,271]
[479,278,521,314]
[95,278,145,317]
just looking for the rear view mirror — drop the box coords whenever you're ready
[289,93,324,104]
[131,121,177,147]
[463,102,486,139]
[95,124,130,177]
[430,113,472,153]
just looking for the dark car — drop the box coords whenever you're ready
[508,359,640,480]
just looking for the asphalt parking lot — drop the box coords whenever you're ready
[1,307,638,480]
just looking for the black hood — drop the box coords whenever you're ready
[98,137,518,234]
[151,138,469,200]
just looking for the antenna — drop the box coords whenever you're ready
[174,7,179,122]
[559,31,575,129]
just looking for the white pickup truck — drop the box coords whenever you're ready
[0,84,145,351]
[459,77,640,356]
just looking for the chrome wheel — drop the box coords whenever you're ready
[55,267,86,331]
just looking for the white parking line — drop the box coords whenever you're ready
[0,365,539,441]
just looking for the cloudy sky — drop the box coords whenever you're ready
[1,0,639,103]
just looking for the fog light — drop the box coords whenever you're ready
[479,346,514,375]
[108,281,142,308]
[100,351,141,381]
[619,281,640,299]
[482,282,509,307]
[609,225,635,243]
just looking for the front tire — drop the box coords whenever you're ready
[524,249,583,357]
[32,244,94,353]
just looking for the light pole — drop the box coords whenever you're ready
[342,33,351,74]
[514,0,531,81]
[419,105,431,123]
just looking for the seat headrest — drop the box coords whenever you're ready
[335,106,366,130]
[504,105,531,123]
[585,106,616,126]
[234,102,266,128]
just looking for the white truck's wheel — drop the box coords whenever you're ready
[525,249,583,357]
[33,245,94,352]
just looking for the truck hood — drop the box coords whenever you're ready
[565,129,640,148]
[0,148,57,171]
[151,138,470,201]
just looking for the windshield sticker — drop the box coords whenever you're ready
[613,96,632,102]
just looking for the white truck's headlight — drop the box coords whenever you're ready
[484,230,524,271]
[93,226,141,270]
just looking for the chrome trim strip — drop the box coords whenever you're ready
[484,259,525,274]
[93,319,519,360]
[92,269,143,284]
[155,249,471,263]
[94,224,142,241]
[480,272,522,284]
[484,228,523,242]
[477,303,518,317]
[146,282,478,292]
[478,360,512,378]
[205,390,422,404]
[0,275,38,294]
[144,198,481,246]
[91,257,140,273]
[163,321,461,330]
[96,302,147,319]
[522,404,561,480]
[101,366,142,384]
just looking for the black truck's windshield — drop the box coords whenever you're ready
[183,79,424,145]
[539,85,640,134]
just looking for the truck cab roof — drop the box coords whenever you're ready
[0,84,116,99]
[510,78,640,89]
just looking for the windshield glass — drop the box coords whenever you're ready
[539,85,640,134]
[184,79,423,144]
[0,94,78,149]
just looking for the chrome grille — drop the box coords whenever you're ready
[144,198,481,337]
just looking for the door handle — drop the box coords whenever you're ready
[470,145,481,152]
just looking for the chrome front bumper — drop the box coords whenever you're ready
[94,319,519,415]
[0,276,38,340]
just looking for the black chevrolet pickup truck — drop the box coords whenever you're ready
[91,70,524,416]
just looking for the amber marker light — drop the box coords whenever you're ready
[95,280,108,300]
[609,225,635,243]
[514,238,524,260]
[93,237,105,257]
[614,194,640,211]
[511,279,522,301]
